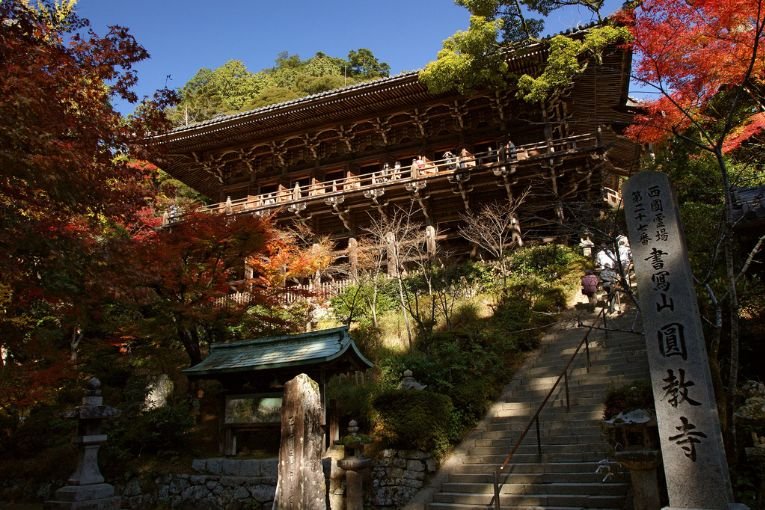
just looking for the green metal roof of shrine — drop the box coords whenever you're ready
[183,326,373,378]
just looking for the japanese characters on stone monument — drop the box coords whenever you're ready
[624,172,733,509]
[273,373,327,510]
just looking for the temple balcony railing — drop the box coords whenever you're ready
[163,133,601,225]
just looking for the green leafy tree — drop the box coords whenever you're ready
[419,0,628,100]
[348,48,391,78]
[171,49,390,125]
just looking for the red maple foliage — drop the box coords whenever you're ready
[0,1,174,411]
[623,0,765,144]
[722,111,765,153]
[108,210,280,365]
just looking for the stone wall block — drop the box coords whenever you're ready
[388,467,405,478]
[232,486,250,500]
[401,450,428,460]
[392,458,407,468]
[260,460,278,479]
[189,474,207,485]
[123,478,142,497]
[402,478,423,488]
[250,483,275,503]
[221,459,240,476]
[168,477,188,495]
[406,460,425,472]
[239,459,261,477]
[403,470,425,481]
[206,458,222,475]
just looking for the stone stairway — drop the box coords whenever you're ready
[413,309,650,510]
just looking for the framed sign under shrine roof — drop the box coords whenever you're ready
[183,326,372,455]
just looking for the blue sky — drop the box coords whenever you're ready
[76,0,623,115]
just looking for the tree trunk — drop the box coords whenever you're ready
[716,150,740,460]
[179,326,203,366]
[395,275,412,348]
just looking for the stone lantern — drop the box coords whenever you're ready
[337,419,371,510]
[45,377,121,510]
[603,409,661,510]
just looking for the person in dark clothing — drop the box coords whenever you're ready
[581,270,599,311]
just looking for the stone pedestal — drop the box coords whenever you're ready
[337,456,371,510]
[45,378,120,510]
[744,447,765,510]
[616,450,661,510]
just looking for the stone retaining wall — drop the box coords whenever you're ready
[369,449,437,509]
[119,458,278,510]
[3,450,436,509]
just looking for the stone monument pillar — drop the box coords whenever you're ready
[45,377,121,510]
[273,373,327,510]
[624,172,738,509]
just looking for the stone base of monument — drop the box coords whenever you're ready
[662,506,749,510]
[44,483,120,510]
[615,450,660,510]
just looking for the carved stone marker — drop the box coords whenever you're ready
[45,378,120,510]
[624,172,733,509]
[273,373,327,510]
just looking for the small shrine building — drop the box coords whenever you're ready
[183,326,372,456]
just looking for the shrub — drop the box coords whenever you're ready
[104,399,194,464]
[326,376,379,431]
[372,389,454,454]
[331,277,399,327]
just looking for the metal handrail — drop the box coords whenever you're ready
[491,307,606,510]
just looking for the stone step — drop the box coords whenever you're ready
[516,368,650,385]
[422,313,640,510]
[461,451,606,464]
[469,443,608,456]
[496,395,613,411]
[474,430,603,448]
[484,419,603,433]
[501,389,601,401]
[446,471,607,485]
[431,491,625,508]
[440,481,628,496]
[444,461,609,476]
[527,360,647,375]
[427,503,623,510]
[491,408,606,420]
[475,432,604,445]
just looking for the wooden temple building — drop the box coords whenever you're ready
[151,31,640,262]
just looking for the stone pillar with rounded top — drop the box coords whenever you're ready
[45,377,121,510]
[273,373,327,510]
